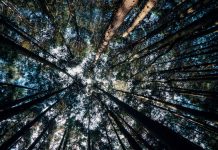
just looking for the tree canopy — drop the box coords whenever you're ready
[0,0,218,149]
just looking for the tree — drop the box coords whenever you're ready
[0,0,217,149]
[95,0,139,62]
[0,101,59,150]
[0,86,68,122]
[122,0,157,38]
[96,86,203,150]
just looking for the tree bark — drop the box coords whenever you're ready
[115,89,218,121]
[57,127,68,150]
[0,101,59,150]
[95,0,139,62]
[0,82,37,91]
[0,15,57,59]
[122,0,157,37]
[0,90,48,110]
[108,110,142,150]
[27,116,57,150]
[0,35,73,78]
[96,86,203,150]
[111,7,218,68]
[127,94,218,134]
[87,111,91,150]
[105,125,113,150]
[109,117,127,150]
[0,86,68,122]
[116,113,153,150]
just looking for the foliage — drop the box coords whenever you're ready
[0,0,218,150]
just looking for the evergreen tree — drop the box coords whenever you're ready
[0,0,217,149]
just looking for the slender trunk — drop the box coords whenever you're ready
[57,112,74,150]
[0,86,68,122]
[61,118,73,150]
[62,128,70,150]
[27,116,57,150]
[116,113,153,150]
[95,0,139,62]
[115,89,218,121]
[108,110,142,150]
[167,74,218,82]
[105,125,113,150]
[0,82,37,90]
[132,1,216,60]
[122,0,157,37]
[100,97,127,150]
[0,90,48,110]
[175,36,218,58]
[126,94,218,134]
[109,116,126,150]
[146,85,218,97]
[96,86,203,150]
[0,15,57,59]
[150,69,218,76]
[148,61,218,75]
[143,99,218,134]
[0,35,73,78]
[109,0,206,59]
[2,2,33,28]
[158,45,218,66]
[111,7,218,68]
[57,127,68,150]
[131,40,178,78]
[0,101,59,150]
[87,112,91,150]
[98,94,146,150]
[132,46,218,78]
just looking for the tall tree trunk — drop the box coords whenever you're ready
[116,89,218,133]
[131,8,218,62]
[0,90,48,110]
[167,74,218,82]
[152,85,218,97]
[62,128,70,150]
[108,110,142,150]
[111,7,218,68]
[131,40,178,78]
[60,118,73,150]
[148,61,218,76]
[95,0,139,62]
[27,115,57,150]
[87,111,91,150]
[109,116,126,150]
[0,82,37,91]
[0,101,59,150]
[115,89,218,121]
[122,0,157,37]
[57,127,68,150]
[0,86,68,122]
[157,45,218,66]
[132,43,218,78]
[96,86,203,150]
[0,15,57,59]
[98,96,142,150]
[105,125,113,150]
[116,113,153,150]
[111,0,212,58]
[0,35,73,78]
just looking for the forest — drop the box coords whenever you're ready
[0,0,218,149]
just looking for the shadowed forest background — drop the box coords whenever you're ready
[0,0,218,149]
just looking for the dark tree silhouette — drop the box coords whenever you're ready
[0,0,217,149]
